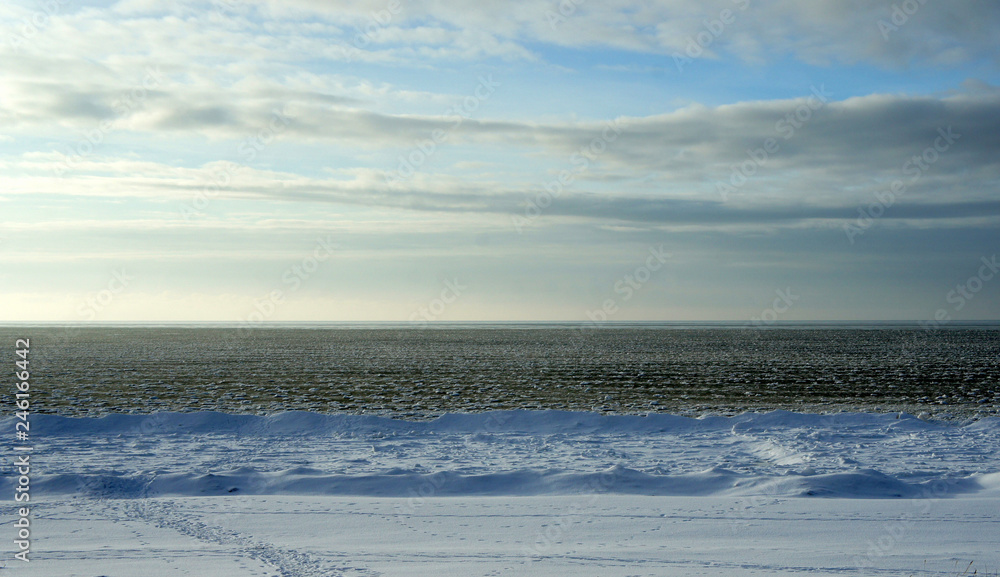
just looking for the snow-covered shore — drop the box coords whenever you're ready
[6,494,999,576]
[7,410,1000,499]
[3,410,999,575]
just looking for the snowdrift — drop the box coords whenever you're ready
[4,410,998,500]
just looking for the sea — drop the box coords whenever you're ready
[5,322,999,420]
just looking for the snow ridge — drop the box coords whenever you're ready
[4,410,998,500]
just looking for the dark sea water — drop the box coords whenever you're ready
[5,323,1000,420]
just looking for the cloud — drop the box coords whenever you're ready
[2,0,998,322]
[254,0,1000,68]
[5,79,999,234]
[7,67,1000,177]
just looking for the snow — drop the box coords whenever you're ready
[3,410,999,575]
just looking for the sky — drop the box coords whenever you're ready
[1,0,998,323]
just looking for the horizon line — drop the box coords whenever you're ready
[2,320,999,328]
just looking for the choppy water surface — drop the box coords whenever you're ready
[7,325,1000,419]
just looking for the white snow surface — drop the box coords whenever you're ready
[6,410,999,499]
[3,410,999,575]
